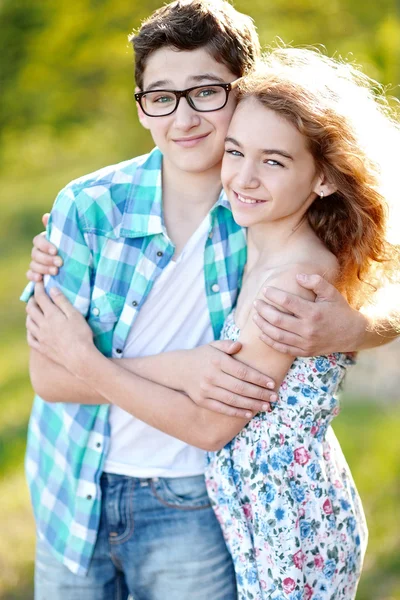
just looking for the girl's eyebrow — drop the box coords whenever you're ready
[225,136,294,160]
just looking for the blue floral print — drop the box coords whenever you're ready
[205,311,368,600]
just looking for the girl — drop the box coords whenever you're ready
[204,48,399,599]
[26,48,399,599]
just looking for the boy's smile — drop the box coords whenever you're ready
[137,47,238,177]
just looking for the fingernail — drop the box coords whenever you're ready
[297,273,308,282]
[50,267,58,275]
[50,286,60,296]
[49,248,57,255]
[270,394,278,402]
[245,412,252,418]
[262,404,270,411]
[267,382,274,389]
[54,257,63,266]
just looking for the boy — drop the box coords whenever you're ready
[23,2,265,598]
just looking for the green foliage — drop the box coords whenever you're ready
[0,1,399,598]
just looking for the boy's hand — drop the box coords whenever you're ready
[181,342,277,418]
[253,273,367,356]
[26,213,63,282]
[26,283,94,374]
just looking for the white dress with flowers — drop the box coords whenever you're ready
[205,311,368,600]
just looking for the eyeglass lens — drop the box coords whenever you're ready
[140,85,228,116]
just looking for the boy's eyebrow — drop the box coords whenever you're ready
[144,74,227,92]
[225,137,294,160]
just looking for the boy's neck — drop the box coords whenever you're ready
[161,158,223,255]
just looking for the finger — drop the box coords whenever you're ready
[252,310,304,346]
[199,397,255,419]
[49,286,76,318]
[42,213,50,228]
[29,260,59,276]
[26,270,43,283]
[253,302,304,336]
[296,273,339,302]
[26,297,45,323]
[32,245,62,267]
[211,385,277,413]
[27,330,41,351]
[219,354,275,389]
[34,281,58,315]
[259,333,309,357]
[26,315,40,338]
[32,233,58,257]
[215,371,276,400]
[210,340,242,355]
[262,286,313,318]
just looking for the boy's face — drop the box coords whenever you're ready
[137,47,238,177]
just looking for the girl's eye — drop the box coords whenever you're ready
[225,149,243,157]
[264,159,283,167]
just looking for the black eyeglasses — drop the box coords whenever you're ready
[134,79,241,117]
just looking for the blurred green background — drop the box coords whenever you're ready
[0,0,399,598]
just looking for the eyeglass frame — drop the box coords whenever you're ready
[134,78,242,117]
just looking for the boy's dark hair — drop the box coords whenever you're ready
[130,0,260,90]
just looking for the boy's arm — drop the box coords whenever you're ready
[27,285,263,450]
[26,221,399,354]
[253,273,399,355]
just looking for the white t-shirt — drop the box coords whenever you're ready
[103,215,214,478]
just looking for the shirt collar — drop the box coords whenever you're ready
[119,147,232,238]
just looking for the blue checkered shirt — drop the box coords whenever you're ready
[21,147,247,575]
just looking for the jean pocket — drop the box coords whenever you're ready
[151,475,211,510]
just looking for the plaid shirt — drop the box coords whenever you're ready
[21,147,247,575]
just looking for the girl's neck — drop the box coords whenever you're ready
[245,215,312,273]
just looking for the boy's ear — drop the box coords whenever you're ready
[135,86,151,130]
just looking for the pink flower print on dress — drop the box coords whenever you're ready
[294,446,311,465]
[323,499,333,514]
[283,577,296,594]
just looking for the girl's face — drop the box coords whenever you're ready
[221,98,324,229]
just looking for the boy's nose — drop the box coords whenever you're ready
[173,99,201,129]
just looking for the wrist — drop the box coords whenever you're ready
[350,309,369,351]
[72,344,103,380]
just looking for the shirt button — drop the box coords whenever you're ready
[211,284,220,293]
[96,442,101,449]
[116,349,123,354]
[157,251,163,257]
[92,307,100,316]
[86,494,93,500]
[132,300,138,307]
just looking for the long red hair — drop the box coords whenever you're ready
[238,48,400,308]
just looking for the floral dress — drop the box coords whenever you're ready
[205,311,368,600]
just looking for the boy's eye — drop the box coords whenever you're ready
[151,94,175,104]
[195,87,218,98]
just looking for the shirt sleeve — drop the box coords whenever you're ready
[20,185,93,318]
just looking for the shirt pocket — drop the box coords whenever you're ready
[88,292,125,337]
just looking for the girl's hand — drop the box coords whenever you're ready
[26,282,94,373]
[27,213,63,282]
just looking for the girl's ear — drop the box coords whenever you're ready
[135,87,151,130]
[314,174,337,199]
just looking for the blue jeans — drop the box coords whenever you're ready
[35,472,236,600]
